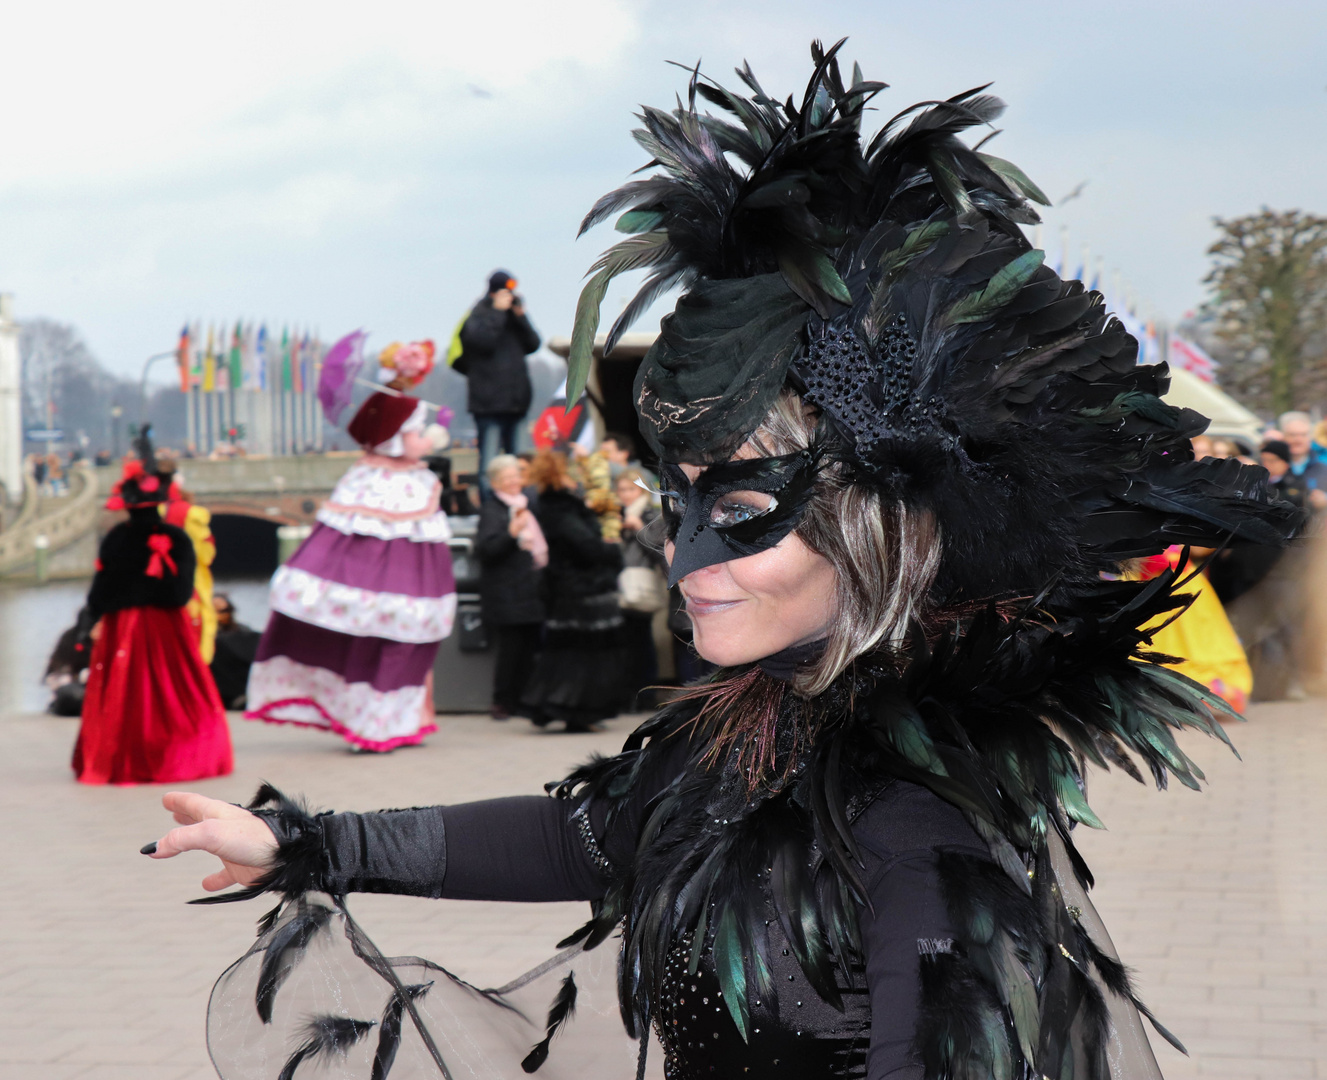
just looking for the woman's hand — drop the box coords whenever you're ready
[145,791,279,892]
[508,508,530,537]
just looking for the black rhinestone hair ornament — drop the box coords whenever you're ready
[794,317,954,475]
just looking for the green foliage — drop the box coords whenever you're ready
[1204,208,1327,414]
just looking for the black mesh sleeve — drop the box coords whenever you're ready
[319,806,449,898]
[303,797,608,903]
[257,736,693,904]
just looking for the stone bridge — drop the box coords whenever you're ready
[0,450,479,580]
[150,454,362,526]
[0,462,101,580]
[116,451,477,576]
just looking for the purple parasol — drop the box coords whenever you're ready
[317,329,368,425]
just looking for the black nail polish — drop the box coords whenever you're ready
[140,841,158,855]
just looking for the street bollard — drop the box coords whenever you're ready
[276,524,311,565]
[33,534,49,584]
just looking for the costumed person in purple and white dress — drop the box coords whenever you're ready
[245,341,456,752]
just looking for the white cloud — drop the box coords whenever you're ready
[0,0,640,187]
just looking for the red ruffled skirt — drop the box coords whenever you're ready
[73,606,233,785]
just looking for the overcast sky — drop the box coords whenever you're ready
[2,0,1325,382]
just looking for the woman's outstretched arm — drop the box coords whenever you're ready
[147,791,609,902]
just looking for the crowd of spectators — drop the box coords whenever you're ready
[1188,411,1327,703]
[474,438,674,731]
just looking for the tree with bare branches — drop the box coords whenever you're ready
[1204,208,1327,415]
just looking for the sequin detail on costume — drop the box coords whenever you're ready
[795,318,947,471]
[571,805,614,877]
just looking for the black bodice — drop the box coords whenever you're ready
[87,509,194,616]
[657,925,871,1080]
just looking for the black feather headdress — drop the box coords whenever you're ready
[569,40,1300,602]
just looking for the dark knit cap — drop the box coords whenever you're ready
[1261,439,1292,464]
[488,270,517,293]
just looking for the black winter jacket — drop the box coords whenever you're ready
[475,495,545,626]
[458,298,541,416]
[87,508,195,617]
[534,489,622,621]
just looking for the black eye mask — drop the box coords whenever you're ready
[657,448,821,586]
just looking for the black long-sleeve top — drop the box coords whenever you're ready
[295,728,984,1080]
[87,508,195,617]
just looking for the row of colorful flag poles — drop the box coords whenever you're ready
[175,321,327,456]
[174,322,324,395]
[1036,226,1218,383]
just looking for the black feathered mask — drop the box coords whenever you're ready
[568,39,1300,600]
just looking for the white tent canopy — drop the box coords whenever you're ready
[1162,367,1264,450]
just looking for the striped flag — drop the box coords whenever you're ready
[290,329,303,393]
[1169,335,1218,383]
[176,324,192,392]
[202,324,217,393]
[190,320,203,387]
[229,321,244,390]
[280,326,293,392]
[253,324,267,391]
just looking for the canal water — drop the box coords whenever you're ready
[0,577,273,716]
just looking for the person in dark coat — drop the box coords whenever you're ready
[44,607,97,717]
[458,270,542,484]
[520,450,628,732]
[208,593,261,710]
[1220,440,1317,700]
[475,454,547,719]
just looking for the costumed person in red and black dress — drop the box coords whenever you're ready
[74,431,232,785]
[148,43,1302,1080]
[245,342,456,752]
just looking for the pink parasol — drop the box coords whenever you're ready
[317,329,368,425]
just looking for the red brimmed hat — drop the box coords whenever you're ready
[346,392,420,449]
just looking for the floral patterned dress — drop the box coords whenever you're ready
[244,452,456,750]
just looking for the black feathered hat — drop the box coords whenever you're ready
[567,40,1300,601]
[106,425,172,510]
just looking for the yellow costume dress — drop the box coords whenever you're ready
[163,500,218,664]
[1141,547,1252,711]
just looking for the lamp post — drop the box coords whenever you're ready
[140,350,176,424]
[110,405,123,460]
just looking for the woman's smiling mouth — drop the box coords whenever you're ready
[681,592,745,616]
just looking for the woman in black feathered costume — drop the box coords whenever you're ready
[147,42,1300,1080]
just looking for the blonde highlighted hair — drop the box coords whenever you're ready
[748,389,941,696]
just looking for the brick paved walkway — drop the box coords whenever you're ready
[0,700,1322,1079]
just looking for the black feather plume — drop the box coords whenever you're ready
[256,901,334,1023]
[566,38,887,400]
[520,972,578,1073]
[372,983,433,1080]
[276,1014,375,1080]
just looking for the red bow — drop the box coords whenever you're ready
[145,533,177,579]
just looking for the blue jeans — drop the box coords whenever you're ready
[474,413,521,493]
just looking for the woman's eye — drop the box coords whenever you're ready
[709,491,777,528]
